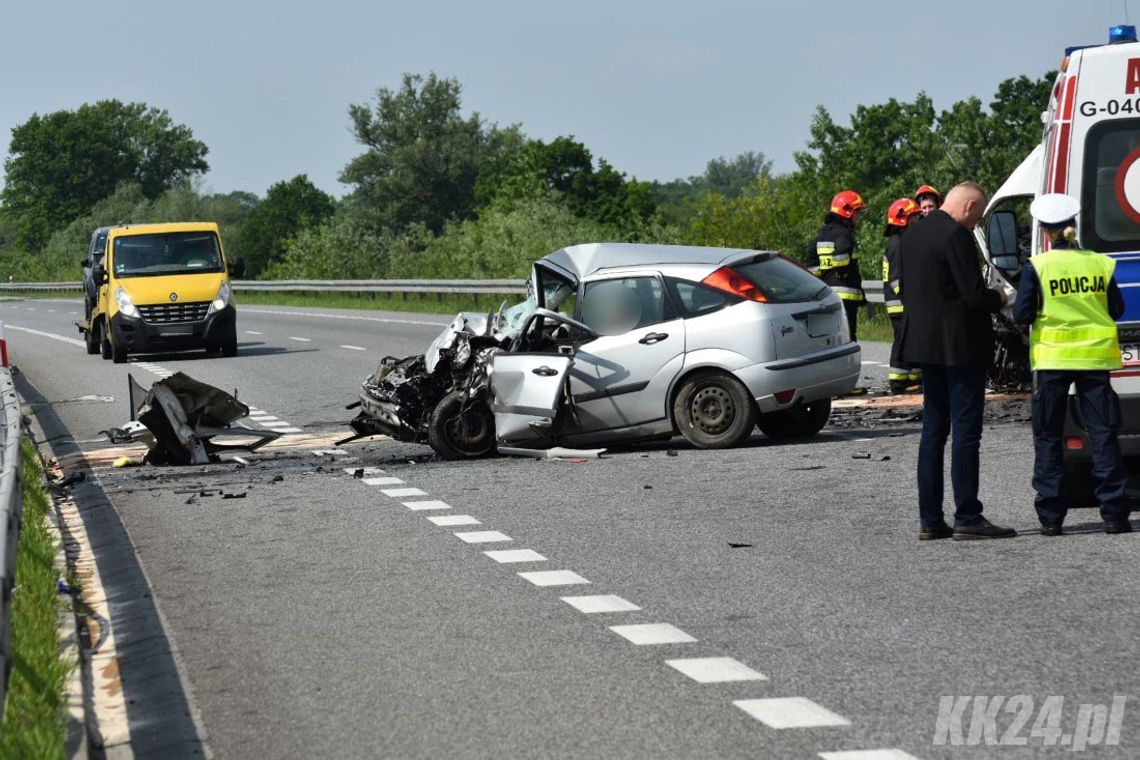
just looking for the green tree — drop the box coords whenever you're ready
[238,175,335,276]
[2,100,208,249]
[341,72,521,234]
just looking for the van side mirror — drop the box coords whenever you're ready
[229,257,246,279]
[985,210,1021,271]
[93,265,107,284]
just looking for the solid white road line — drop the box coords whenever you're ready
[6,324,85,347]
[453,530,511,544]
[608,623,697,645]
[402,500,451,511]
[819,751,922,760]
[362,476,404,486]
[381,487,426,498]
[517,570,590,587]
[340,345,367,351]
[560,595,641,614]
[241,307,448,327]
[733,697,851,729]
[288,336,312,342]
[426,514,480,526]
[483,549,546,563]
[664,657,767,683]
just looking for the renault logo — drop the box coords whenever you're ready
[169,292,178,302]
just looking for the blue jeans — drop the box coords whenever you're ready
[917,365,987,528]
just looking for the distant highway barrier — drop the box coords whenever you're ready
[0,322,23,722]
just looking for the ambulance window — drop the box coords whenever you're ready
[1081,118,1140,252]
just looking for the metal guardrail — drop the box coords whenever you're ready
[0,279,884,301]
[0,325,23,722]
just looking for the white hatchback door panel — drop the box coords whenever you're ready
[488,354,572,445]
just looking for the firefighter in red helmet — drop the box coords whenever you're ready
[915,184,942,217]
[808,190,867,395]
[883,198,923,393]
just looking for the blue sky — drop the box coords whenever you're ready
[0,1,1129,198]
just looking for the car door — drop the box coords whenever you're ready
[569,274,686,432]
[488,353,573,446]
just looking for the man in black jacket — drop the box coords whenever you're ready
[898,182,1017,540]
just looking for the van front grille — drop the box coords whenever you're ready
[138,301,210,324]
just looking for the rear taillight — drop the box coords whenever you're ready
[701,266,768,302]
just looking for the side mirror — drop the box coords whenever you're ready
[80,257,89,269]
[93,265,107,284]
[229,257,246,279]
[985,210,1021,270]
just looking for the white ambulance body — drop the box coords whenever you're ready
[981,25,1140,479]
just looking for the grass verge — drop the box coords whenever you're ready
[0,440,70,759]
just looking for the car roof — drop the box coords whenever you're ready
[107,222,221,238]
[540,243,767,279]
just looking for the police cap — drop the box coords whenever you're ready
[1030,193,1081,228]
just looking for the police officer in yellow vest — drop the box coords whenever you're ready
[1012,193,1131,535]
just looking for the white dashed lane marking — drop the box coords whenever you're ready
[819,751,922,760]
[609,623,697,645]
[483,549,546,564]
[427,514,480,526]
[381,487,426,498]
[288,336,312,342]
[518,570,590,587]
[453,530,512,544]
[244,330,264,335]
[340,345,367,351]
[665,657,766,683]
[560,595,641,614]
[402,500,451,511]
[733,697,851,729]
[363,476,404,486]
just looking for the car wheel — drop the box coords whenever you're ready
[221,328,238,357]
[428,391,496,459]
[111,329,128,364]
[85,324,100,355]
[672,370,757,449]
[757,398,832,440]
[100,321,113,361]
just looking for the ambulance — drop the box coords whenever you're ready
[981,24,1140,499]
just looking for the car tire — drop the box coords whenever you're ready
[111,329,128,364]
[221,328,238,357]
[757,398,832,440]
[100,321,113,361]
[84,324,100,355]
[672,370,757,449]
[428,391,496,459]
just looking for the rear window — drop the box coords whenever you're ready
[1080,118,1140,253]
[731,254,829,303]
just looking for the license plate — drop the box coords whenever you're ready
[160,324,194,336]
[1123,343,1140,365]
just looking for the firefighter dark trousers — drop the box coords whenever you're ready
[843,301,859,343]
[1031,370,1129,525]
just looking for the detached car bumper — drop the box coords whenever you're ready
[736,342,861,413]
[111,305,235,353]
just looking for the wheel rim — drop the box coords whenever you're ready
[689,384,735,435]
[445,405,493,452]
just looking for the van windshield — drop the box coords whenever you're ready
[112,232,224,277]
[1081,119,1140,253]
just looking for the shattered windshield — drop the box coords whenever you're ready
[112,232,225,278]
[503,277,574,336]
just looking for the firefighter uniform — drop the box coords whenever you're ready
[808,191,866,342]
[883,198,922,393]
[1012,193,1130,534]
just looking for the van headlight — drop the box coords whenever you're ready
[114,287,140,318]
[208,281,231,315]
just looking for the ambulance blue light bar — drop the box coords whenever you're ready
[1110,24,1138,44]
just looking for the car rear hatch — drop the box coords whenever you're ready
[720,253,844,360]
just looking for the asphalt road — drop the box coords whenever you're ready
[4,298,1137,759]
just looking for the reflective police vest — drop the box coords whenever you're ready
[1028,249,1122,371]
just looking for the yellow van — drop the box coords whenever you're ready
[88,222,242,363]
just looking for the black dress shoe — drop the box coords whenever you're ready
[1040,522,1064,536]
[953,518,1018,540]
[919,522,954,541]
[1105,520,1133,534]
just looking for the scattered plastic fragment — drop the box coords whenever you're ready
[222,492,247,499]
[271,474,284,483]
[113,456,144,468]
[56,471,86,487]
[728,542,753,548]
[352,468,365,478]
[666,449,678,457]
[851,452,872,460]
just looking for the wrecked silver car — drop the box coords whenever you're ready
[347,243,861,459]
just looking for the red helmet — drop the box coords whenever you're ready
[915,184,942,204]
[830,190,867,219]
[887,198,921,227]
